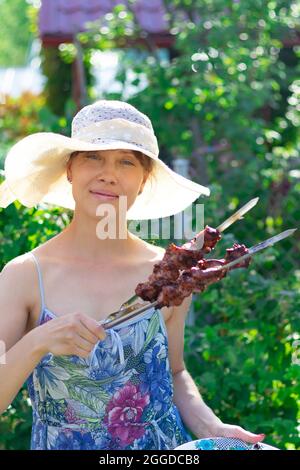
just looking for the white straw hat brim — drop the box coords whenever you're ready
[0,132,210,220]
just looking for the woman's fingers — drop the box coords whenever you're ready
[73,344,93,358]
[78,313,107,341]
[236,428,265,444]
[77,323,101,344]
[74,334,97,353]
[221,424,265,443]
[43,311,108,357]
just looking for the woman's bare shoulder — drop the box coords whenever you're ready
[0,233,60,299]
[0,252,38,313]
[2,245,51,274]
[134,237,166,261]
[1,251,35,272]
[147,243,166,259]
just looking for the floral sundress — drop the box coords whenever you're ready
[26,252,193,450]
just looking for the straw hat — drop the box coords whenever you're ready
[0,99,210,220]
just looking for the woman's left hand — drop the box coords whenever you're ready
[211,422,265,444]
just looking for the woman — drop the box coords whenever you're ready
[0,100,265,450]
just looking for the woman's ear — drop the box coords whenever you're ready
[66,160,72,183]
[66,151,79,182]
[139,172,149,195]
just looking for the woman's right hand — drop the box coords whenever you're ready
[32,312,107,359]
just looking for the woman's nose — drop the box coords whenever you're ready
[96,161,118,181]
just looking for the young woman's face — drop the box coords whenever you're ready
[66,149,148,216]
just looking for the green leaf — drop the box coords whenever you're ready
[142,314,160,352]
[65,378,110,415]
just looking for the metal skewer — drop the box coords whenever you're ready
[99,300,159,329]
[189,197,259,250]
[217,197,259,233]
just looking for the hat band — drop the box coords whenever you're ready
[72,118,159,156]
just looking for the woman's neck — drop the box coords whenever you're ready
[57,216,138,265]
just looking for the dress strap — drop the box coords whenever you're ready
[110,329,125,365]
[90,328,125,366]
[29,252,46,313]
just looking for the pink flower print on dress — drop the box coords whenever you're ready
[104,383,150,446]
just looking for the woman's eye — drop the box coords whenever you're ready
[86,155,134,165]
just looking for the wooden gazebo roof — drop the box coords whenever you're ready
[39,0,175,48]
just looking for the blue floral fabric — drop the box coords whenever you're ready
[26,306,193,450]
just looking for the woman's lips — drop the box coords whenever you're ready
[90,191,119,201]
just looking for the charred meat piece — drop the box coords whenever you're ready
[135,225,222,300]
[137,243,251,308]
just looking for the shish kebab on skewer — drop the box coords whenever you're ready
[114,197,260,313]
[99,198,259,328]
[150,229,296,310]
[135,224,224,306]
[100,227,297,330]
[139,242,250,309]
[100,240,250,329]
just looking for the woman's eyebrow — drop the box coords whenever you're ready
[79,150,137,159]
[112,151,137,159]
[117,151,136,156]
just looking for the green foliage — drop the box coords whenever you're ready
[40,47,73,117]
[0,0,34,66]
[0,389,32,450]
[0,92,77,168]
[80,0,299,164]
[40,43,95,116]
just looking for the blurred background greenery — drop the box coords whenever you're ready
[0,0,299,450]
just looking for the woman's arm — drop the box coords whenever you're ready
[0,328,47,414]
[0,258,45,414]
[0,258,106,415]
[172,368,222,437]
[166,295,221,435]
[166,295,265,444]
